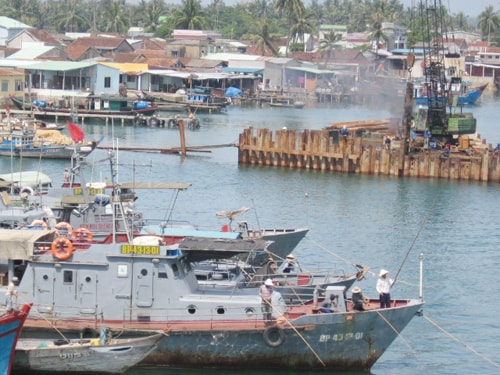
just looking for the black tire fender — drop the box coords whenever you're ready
[148,117,159,127]
[81,327,98,338]
[168,119,177,128]
[262,326,285,347]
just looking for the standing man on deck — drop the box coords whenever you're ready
[259,278,274,325]
[5,276,18,313]
[376,269,393,308]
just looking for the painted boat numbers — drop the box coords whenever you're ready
[319,332,364,342]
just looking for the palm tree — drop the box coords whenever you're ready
[368,13,389,59]
[172,0,206,30]
[453,11,470,32]
[141,0,167,33]
[249,19,279,56]
[53,0,90,32]
[477,5,500,44]
[289,7,315,52]
[101,1,129,34]
[318,31,342,63]
[274,0,305,56]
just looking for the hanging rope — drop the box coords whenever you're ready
[423,314,500,368]
[376,310,417,355]
[264,298,326,367]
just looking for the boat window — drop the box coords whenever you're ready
[85,276,92,283]
[244,307,256,318]
[216,306,226,315]
[63,270,73,283]
[158,265,168,279]
[187,304,197,314]
[140,268,148,276]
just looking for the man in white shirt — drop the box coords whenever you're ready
[376,269,393,308]
[5,276,18,313]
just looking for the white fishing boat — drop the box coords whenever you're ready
[14,331,164,374]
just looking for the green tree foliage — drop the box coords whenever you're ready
[318,31,342,62]
[477,5,500,44]
[172,0,206,30]
[0,0,479,51]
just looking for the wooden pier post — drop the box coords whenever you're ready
[178,119,186,156]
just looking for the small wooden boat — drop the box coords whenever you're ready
[9,95,157,120]
[141,88,230,113]
[0,122,101,159]
[268,96,305,108]
[414,81,487,106]
[13,331,164,374]
[0,304,31,375]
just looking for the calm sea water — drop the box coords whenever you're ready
[2,93,499,374]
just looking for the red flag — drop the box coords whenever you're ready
[5,103,10,114]
[67,121,85,142]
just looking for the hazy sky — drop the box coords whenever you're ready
[399,1,499,17]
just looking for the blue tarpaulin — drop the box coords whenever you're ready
[225,87,243,98]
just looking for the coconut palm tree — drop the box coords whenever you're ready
[249,18,280,56]
[477,5,500,44]
[289,7,315,52]
[141,0,167,33]
[368,12,389,59]
[274,0,305,56]
[101,1,129,34]
[53,0,90,32]
[318,31,342,63]
[172,0,206,30]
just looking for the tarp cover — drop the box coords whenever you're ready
[224,87,244,98]
[0,229,55,259]
[215,207,250,220]
[179,236,270,262]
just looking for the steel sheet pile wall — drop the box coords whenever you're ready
[238,127,500,183]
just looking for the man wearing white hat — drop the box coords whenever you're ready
[5,276,19,313]
[259,278,274,324]
[376,269,393,308]
[351,287,368,311]
[282,254,297,274]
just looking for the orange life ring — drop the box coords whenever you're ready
[51,237,73,260]
[55,221,73,236]
[30,220,48,230]
[72,228,93,243]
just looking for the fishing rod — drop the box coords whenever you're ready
[392,196,437,286]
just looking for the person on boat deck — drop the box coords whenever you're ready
[5,276,18,313]
[282,254,297,273]
[63,168,70,183]
[376,269,394,308]
[320,294,338,313]
[259,278,274,324]
[351,287,368,311]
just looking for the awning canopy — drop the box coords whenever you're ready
[0,229,56,260]
[220,67,264,74]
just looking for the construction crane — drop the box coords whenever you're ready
[412,0,476,147]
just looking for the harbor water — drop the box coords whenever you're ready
[1,94,499,374]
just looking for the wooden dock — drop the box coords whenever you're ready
[237,125,500,183]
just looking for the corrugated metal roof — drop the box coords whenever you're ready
[100,62,148,73]
[0,59,39,68]
[0,16,32,29]
[25,60,97,71]
[6,45,55,60]
[220,67,263,74]
[203,53,261,61]
[287,66,336,74]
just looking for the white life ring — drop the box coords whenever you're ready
[20,186,34,197]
